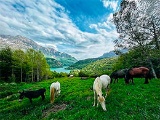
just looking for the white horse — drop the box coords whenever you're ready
[50,81,61,103]
[93,74,111,111]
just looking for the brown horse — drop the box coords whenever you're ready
[125,67,151,84]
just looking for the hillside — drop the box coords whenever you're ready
[81,57,117,76]
[67,58,103,70]
[46,58,63,68]
[0,77,160,119]
[0,35,77,67]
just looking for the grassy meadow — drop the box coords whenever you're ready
[0,77,160,120]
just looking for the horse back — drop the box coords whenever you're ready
[25,88,46,98]
[100,75,111,89]
[129,67,149,76]
[50,82,60,90]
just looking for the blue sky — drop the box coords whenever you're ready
[0,0,121,60]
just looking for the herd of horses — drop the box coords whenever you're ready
[18,66,152,111]
[110,66,152,84]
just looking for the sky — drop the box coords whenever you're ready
[0,0,122,60]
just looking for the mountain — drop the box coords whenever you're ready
[99,49,128,58]
[68,49,128,70]
[0,35,77,67]
[99,51,117,58]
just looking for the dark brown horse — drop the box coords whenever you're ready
[19,88,46,103]
[125,67,151,84]
[110,69,128,83]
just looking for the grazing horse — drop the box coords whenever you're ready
[93,75,111,111]
[125,67,150,84]
[110,69,128,83]
[50,81,61,103]
[19,88,46,103]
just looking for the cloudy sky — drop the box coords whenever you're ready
[0,0,121,60]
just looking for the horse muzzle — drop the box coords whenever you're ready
[100,102,106,111]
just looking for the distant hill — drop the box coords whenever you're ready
[67,58,103,70]
[46,58,63,68]
[99,51,117,58]
[0,35,77,67]
[67,50,127,70]
[81,57,117,76]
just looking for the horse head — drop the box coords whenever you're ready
[97,92,106,111]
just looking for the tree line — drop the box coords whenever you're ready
[0,47,52,82]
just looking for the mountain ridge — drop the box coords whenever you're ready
[0,35,77,67]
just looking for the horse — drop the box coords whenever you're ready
[93,74,111,111]
[125,67,151,84]
[50,81,61,103]
[18,88,46,103]
[110,69,128,83]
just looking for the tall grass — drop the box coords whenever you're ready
[0,77,160,120]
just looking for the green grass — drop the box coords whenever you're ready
[0,77,160,120]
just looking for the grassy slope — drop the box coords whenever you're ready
[0,77,160,120]
[81,57,117,76]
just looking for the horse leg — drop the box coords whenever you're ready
[93,91,96,106]
[131,77,134,84]
[41,94,45,100]
[105,85,110,98]
[144,77,149,84]
[96,97,99,107]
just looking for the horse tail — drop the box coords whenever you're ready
[50,87,56,103]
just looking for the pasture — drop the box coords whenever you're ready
[0,77,160,120]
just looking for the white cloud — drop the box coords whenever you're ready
[101,0,119,11]
[0,0,120,60]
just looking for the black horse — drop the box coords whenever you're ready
[19,88,46,103]
[110,69,128,83]
[125,67,151,84]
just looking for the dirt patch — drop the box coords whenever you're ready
[42,104,67,118]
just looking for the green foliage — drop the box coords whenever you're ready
[81,57,117,77]
[78,71,88,77]
[67,58,103,70]
[0,77,160,120]
[0,47,13,81]
[0,47,51,83]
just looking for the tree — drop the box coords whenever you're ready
[113,0,160,50]
[13,49,26,82]
[113,0,160,78]
[0,47,13,81]
[26,49,50,82]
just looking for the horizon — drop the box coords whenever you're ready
[0,0,121,60]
